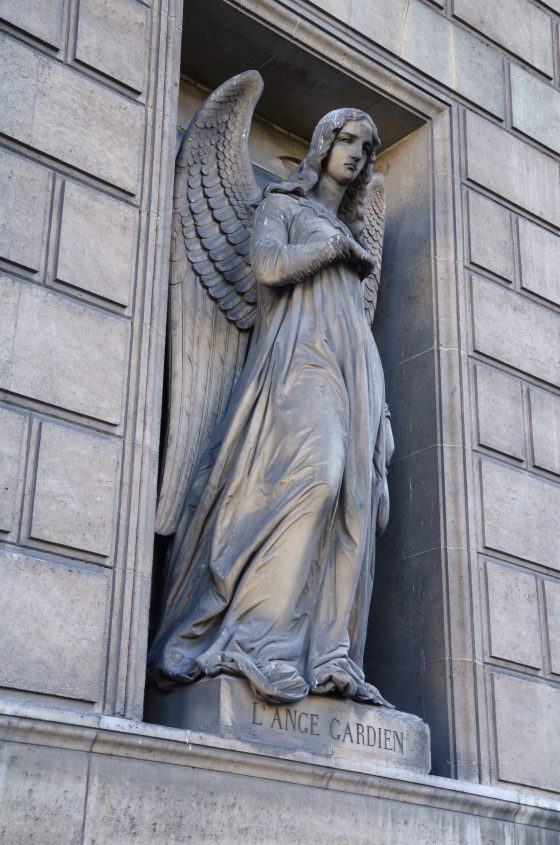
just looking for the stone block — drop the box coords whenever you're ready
[309,0,350,21]
[351,0,504,116]
[76,0,149,93]
[518,217,560,308]
[453,0,554,78]
[486,561,542,669]
[472,275,560,388]
[511,65,560,156]
[475,365,525,460]
[0,0,64,49]
[0,148,50,272]
[57,181,137,306]
[544,581,560,674]
[465,112,560,227]
[146,676,431,773]
[0,406,27,534]
[0,276,129,425]
[467,191,515,282]
[0,742,88,845]
[30,421,121,556]
[492,673,560,792]
[480,459,560,571]
[0,36,143,194]
[529,388,560,476]
[0,549,109,701]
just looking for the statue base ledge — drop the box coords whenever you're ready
[146,675,431,774]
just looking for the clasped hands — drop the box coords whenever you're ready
[327,233,375,280]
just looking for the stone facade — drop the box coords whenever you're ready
[1,0,559,840]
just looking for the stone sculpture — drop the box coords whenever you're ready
[149,70,394,707]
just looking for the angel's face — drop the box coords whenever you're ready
[323,119,374,188]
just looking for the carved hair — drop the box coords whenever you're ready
[265,108,381,241]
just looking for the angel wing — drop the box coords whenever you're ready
[155,71,264,536]
[361,172,386,327]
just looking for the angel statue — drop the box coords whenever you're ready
[148,70,394,708]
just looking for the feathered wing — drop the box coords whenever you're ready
[155,71,263,536]
[361,172,386,327]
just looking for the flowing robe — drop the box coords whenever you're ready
[149,192,390,704]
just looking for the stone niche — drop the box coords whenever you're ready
[149,0,445,772]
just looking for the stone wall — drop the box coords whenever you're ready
[0,0,180,719]
[1,0,559,837]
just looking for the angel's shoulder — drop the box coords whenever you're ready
[256,191,302,219]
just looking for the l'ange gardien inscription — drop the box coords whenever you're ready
[251,701,405,754]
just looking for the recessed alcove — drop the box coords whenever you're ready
[150,0,449,775]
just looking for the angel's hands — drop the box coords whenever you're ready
[327,235,375,279]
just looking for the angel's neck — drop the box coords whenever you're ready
[309,174,345,215]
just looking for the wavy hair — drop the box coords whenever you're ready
[264,108,381,241]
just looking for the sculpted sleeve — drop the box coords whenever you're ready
[251,195,342,287]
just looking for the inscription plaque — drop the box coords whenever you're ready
[147,676,431,774]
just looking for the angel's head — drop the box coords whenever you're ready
[266,109,381,240]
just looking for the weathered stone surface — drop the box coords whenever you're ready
[57,181,137,306]
[518,217,560,308]
[510,65,560,156]
[480,459,560,571]
[0,276,129,424]
[475,366,524,460]
[31,421,121,556]
[146,676,431,772]
[0,148,50,272]
[467,191,514,282]
[529,388,560,476]
[493,673,560,792]
[0,550,109,700]
[0,36,143,194]
[465,113,560,227]
[486,561,541,669]
[0,0,64,49]
[544,581,560,674]
[76,0,149,92]
[350,0,504,117]
[0,742,88,845]
[453,0,554,77]
[0,406,27,534]
[472,275,560,388]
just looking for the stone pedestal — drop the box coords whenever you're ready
[146,675,431,774]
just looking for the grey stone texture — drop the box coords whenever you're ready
[0,276,129,424]
[1,709,559,845]
[544,581,560,674]
[530,389,560,476]
[0,550,109,701]
[467,191,515,283]
[510,65,560,156]
[1,35,143,194]
[493,673,560,793]
[453,0,554,77]
[475,366,525,461]
[0,406,27,534]
[481,459,560,571]
[0,0,64,49]
[148,676,431,773]
[472,275,560,388]
[57,180,137,306]
[0,148,50,272]
[518,217,560,308]
[465,111,560,227]
[486,561,542,668]
[30,421,121,557]
[75,0,149,93]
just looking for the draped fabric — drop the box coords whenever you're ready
[149,193,390,705]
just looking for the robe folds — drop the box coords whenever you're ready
[149,192,391,704]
